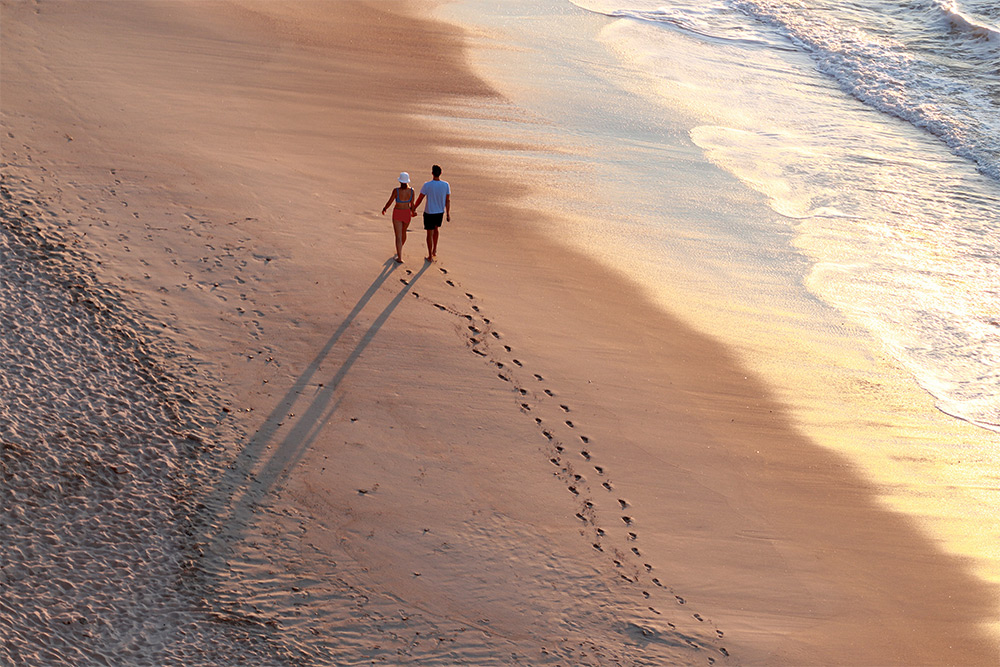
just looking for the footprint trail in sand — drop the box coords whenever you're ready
[412,263,733,664]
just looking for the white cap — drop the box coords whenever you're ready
[398,172,410,183]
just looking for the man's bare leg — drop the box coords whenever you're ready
[426,228,438,261]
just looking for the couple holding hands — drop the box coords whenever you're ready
[381,164,451,263]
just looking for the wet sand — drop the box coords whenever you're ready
[2,0,997,664]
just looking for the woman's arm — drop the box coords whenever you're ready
[381,188,397,215]
[412,192,425,212]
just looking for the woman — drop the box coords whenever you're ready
[381,172,416,263]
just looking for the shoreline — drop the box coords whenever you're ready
[440,0,1000,604]
[2,0,998,664]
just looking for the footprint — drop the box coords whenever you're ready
[580,435,590,444]
[399,278,409,285]
[491,331,501,339]
[675,596,686,604]
[621,516,633,525]
[602,481,613,491]
[472,305,480,312]
[568,486,579,495]
[652,578,662,587]
[520,403,531,411]
[533,373,543,380]
[618,499,629,509]
[446,280,455,286]
[720,648,729,657]
[594,466,604,475]
[550,458,560,466]
[534,417,543,424]
[439,267,447,274]
[434,303,447,311]
[693,614,703,622]
[543,430,553,440]
[565,420,575,428]
[465,292,474,299]
[593,543,603,552]
[631,547,641,556]
[580,450,591,460]
[512,358,522,366]
[543,389,554,396]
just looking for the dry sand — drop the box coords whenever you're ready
[2,0,998,664]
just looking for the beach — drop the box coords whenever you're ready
[2,1,998,665]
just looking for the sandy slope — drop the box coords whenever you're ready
[2,0,997,664]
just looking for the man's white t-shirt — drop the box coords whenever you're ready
[420,180,451,214]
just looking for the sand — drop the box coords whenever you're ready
[2,0,998,664]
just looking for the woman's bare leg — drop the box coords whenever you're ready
[393,220,405,262]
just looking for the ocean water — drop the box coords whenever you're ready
[438,0,1000,610]
[573,0,1000,432]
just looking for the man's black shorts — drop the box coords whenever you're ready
[423,212,444,230]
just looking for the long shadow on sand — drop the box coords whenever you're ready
[211,258,430,537]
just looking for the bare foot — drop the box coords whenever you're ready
[395,256,403,263]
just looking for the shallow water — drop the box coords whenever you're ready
[577,0,1000,433]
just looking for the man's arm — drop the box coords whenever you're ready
[445,194,451,221]
[412,193,425,211]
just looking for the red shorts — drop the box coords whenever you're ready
[392,208,413,224]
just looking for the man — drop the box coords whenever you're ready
[412,164,450,262]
